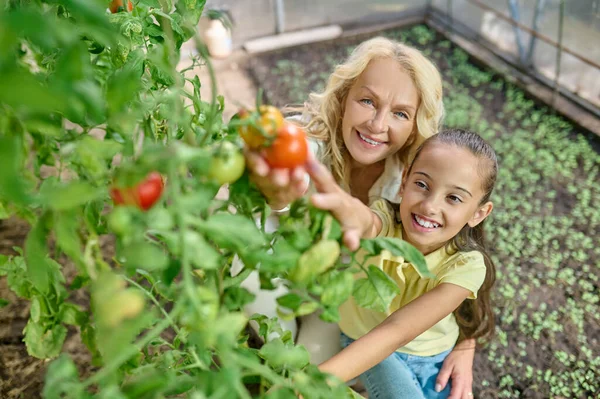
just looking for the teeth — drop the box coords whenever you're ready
[359,132,384,146]
[415,215,440,229]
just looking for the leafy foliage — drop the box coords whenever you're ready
[0,1,427,397]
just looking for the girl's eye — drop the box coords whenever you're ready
[415,181,428,190]
[448,195,463,203]
[360,99,374,106]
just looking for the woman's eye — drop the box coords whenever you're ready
[360,99,374,106]
[394,111,409,119]
[415,181,427,189]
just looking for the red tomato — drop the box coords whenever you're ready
[109,0,133,13]
[238,105,284,149]
[263,123,309,169]
[110,172,164,211]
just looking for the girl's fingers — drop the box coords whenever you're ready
[310,193,341,211]
[306,159,338,194]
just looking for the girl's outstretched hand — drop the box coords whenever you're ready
[435,339,475,399]
[306,159,379,250]
[244,148,308,210]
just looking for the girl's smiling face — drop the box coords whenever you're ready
[399,143,493,255]
[341,58,420,168]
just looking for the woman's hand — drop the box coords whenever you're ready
[306,160,379,250]
[435,338,476,399]
[244,149,308,210]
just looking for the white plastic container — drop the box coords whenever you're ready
[203,18,232,59]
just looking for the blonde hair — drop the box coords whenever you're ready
[295,36,444,189]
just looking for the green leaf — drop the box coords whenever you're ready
[0,66,67,114]
[54,211,84,271]
[107,53,144,116]
[276,293,304,311]
[242,239,300,274]
[199,213,266,251]
[360,237,431,278]
[59,303,87,326]
[96,312,154,364]
[259,339,310,370]
[119,240,169,271]
[24,319,67,359]
[352,265,400,313]
[321,271,354,308]
[223,286,255,311]
[0,135,33,205]
[3,256,33,298]
[184,230,221,270]
[43,355,83,399]
[30,296,42,323]
[24,216,52,293]
[0,202,10,219]
[39,180,104,210]
[0,298,9,308]
[95,386,128,399]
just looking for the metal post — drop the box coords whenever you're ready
[447,0,453,34]
[552,0,565,108]
[507,0,526,64]
[274,0,285,34]
[526,0,546,67]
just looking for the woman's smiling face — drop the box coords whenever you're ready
[341,58,420,168]
[399,143,493,255]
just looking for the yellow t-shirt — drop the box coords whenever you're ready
[338,200,487,356]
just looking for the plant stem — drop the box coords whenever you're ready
[81,305,180,388]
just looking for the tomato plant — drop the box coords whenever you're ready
[264,122,309,168]
[110,172,164,211]
[0,1,424,398]
[238,105,284,148]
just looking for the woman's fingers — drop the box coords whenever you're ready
[343,230,362,251]
[270,168,291,187]
[244,149,270,177]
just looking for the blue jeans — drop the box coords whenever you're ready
[341,333,452,399]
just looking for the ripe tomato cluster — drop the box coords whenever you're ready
[237,105,308,169]
[110,172,164,211]
[109,0,133,13]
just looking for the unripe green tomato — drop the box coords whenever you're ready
[288,239,341,285]
[209,142,245,185]
[107,206,133,236]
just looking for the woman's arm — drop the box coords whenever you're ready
[318,283,472,383]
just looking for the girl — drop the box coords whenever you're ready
[307,129,498,399]
[243,37,476,396]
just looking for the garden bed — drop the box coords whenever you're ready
[248,24,600,398]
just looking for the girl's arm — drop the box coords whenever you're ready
[318,283,472,383]
[306,160,381,250]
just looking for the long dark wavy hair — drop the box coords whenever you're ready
[406,129,498,344]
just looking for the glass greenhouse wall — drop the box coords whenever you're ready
[204,0,600,112]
